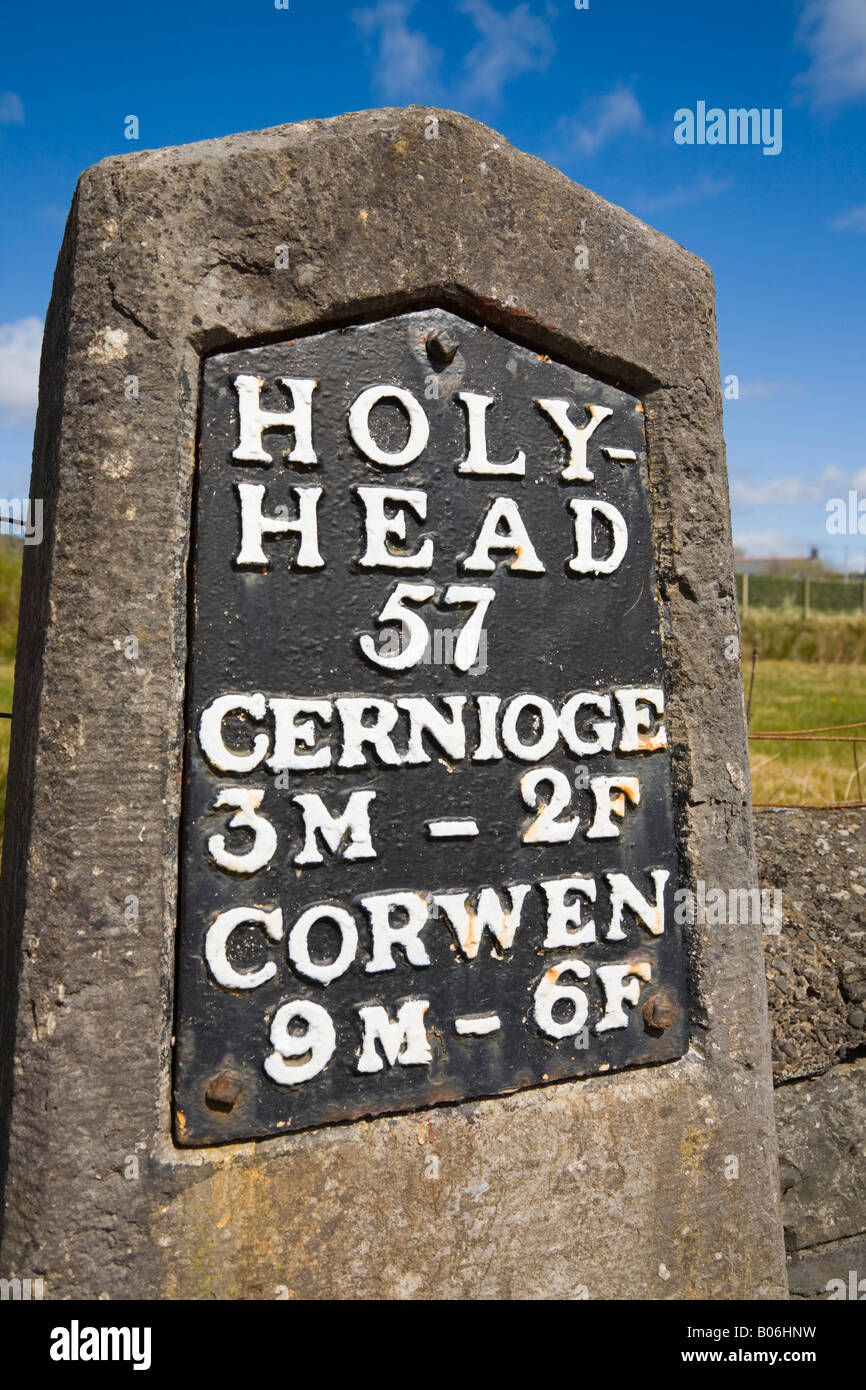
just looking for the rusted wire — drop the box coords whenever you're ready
[754,719,866,734]
[754,801,866,809]
[748,710,866,806]
[749,732,866,742]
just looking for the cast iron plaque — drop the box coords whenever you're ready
[174,307,688,1145]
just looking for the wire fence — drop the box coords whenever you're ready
[744,646,866,807]
[748,721,866,808]
[737,572,866,617]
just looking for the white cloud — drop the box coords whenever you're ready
[796,0,866,109]
[552,86,647,159]
[353,0,554,107]
[831,204,866,231]
[732,528,815,558]
[732,459,866,562]
[821,464,847,483]
[732,528,820,558]
[630,176,732,216]
[730,464,855,508]
[353,1,444,102]
[0,318,43,428]
[457,0,555,104]
[731,477,816,508]
[0,92,24,125]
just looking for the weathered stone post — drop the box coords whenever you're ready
[0,109,787,1299]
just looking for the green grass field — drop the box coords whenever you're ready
[744,657,866,805]
[740,609,866,664]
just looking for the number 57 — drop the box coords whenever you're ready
[360,582,495,672]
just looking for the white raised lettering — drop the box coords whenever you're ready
[595,961,652,1032]
[268,698,333,772]
[205,906,283,990]
[232,375,317,465]
[502,695,559,760]
[586,775,640,839]
[536,399,612,482]
[236,483,324,568]
[463,497,545,573]
[397,695,467,764]
[199,693,268,774]
[533,959,590,1038]
[362,891,431,972]
[540,877,597,946]
[615,687,667,752]
[292,790,376,865]
[357,487,434,569]
[521,766,578,843]
[567,498,628,575]
[348,384,429,467]
[359,583,436,672]
[559,692,617,756]
[457,392,526,475]
[336,697,403,768]
[356,1000,432,1071]
[606,869,670,941]
[473,694,503,761]
[207,788,277,874]
[288,904,358,984]
[434,885,529,959]
[265,1000,336,1085]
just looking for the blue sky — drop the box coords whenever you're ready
[1,0,864,567]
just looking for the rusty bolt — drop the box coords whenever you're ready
[642,993,677,1034]
[204,1071,243,1113]
[425,331,459,366]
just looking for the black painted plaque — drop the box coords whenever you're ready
[173,308,687,1145]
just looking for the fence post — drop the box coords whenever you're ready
[803,576,810,619]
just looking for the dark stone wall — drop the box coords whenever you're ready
[757,807,866,1081]
[756,808,866,1299]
